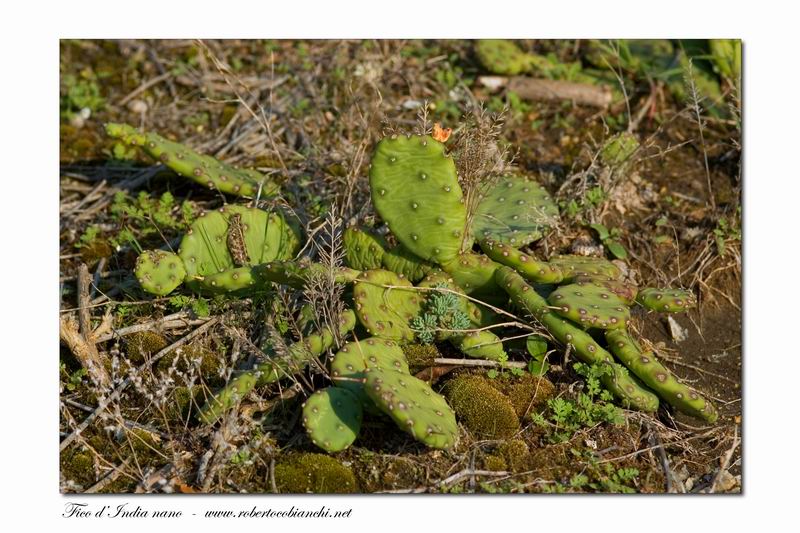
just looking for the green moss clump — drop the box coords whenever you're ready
[125,331,168,365]
[489,374,556,419]
[443,375,519,438]
[403,343,439,371]
[168,385,203,419]
[475,40,533,76]
[497,439,530,473]
[484,455,507,472]
[156,342,224,386]
[274,453,358,494]
[61,448,96,489]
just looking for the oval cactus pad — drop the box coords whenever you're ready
[364,368,458,449]
[331,337,410,407]
[134,250,186,296]
[353,269,424,341]
[548,283,630,329]
[302,387,363,453]
[473,175,559,247]
[369,134,468,264]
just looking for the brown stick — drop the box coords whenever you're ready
[60,315,111,388]
[499,77,612,108]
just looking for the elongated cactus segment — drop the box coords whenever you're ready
[573,274,638,305]
[636,288,697,313]
[253,260,360,289]
[198,310,357,424]
[480,238,564,284]
[364,368,458,449]
[369,134,469,265]
[473,175,559,247]
[105,123,278,197]
[548,254,622,280]
[343,226,387,271]
[605,329,718,423]
[548,282,631,330]
[302,387,363,453]
[134,250,186,296]
[441,251,501,296]
[330,337,409,408]
[353,269,424,341]
[381,244,434,283]
[495,266,658,412]
[197,372,259,425]
[179,205,301,292]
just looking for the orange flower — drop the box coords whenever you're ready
[432,122,452,142]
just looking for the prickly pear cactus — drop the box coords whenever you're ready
[369,134,470,265]
[302,387,363,453]
[353,269,424,341]
[548,254,622,280]
[453,329,507,361]
[364,368,459,449]
[343,226,387,271]
[548,283,631,329]
[572,274,638,306]
[381,244,434,283]
[134,250,186,296]
[605,329,717,423]
[473,175,559,247]
[105,123,278,197]
[330,337,410,408]
[636,288,697,313]
[480,238,564,284]
[178,205,301,293]
[441,251,501,297]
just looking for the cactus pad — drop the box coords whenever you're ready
[453,329,507,361]
[343,226,387,271]
[134,250,186,296]
[353,269,424,341]
[480,238,564,284]
[548,254,622,280]
[381,244,434,283]
[548,283,631,329]
[364,368,458,449]
[441,251,501,296]
[330,337,409,407]
[302,387,363,453]
[572,274,638,305]
[473,175,559,247]
[636,288,697,313]
[605,329,717,423]
[178,205,301,292]
[369,134,469,264]
[105,123,278,197]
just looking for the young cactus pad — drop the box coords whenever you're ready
[178,205,301,292]
[330,337,410,408]
[343,226,387,271]
[473,175,559,247]
[548,283,631,330]
[605,329,718,423]
[364,368,459,449]
[547,254,622,280]
[369,134,469,265]
[353,269,424,342]
[302,387,363,453]
[381,244,434,283]
[480,238,564,284]
[636,288,697,313]
[105,123,278,197]
[134,250,186,296]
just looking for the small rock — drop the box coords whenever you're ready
[714,470,740,492]
[127,99,148,114]
[667,315,688,343]
[402,100,422,110]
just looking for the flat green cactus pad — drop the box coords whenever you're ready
[382,244,434,283]
[134,250,186,296]
[636,288,697,313]
[441,251,501,296]
[548,283,631,330]
[572,274,638,305]
[480,238,564,284]
[302,387,363,453]
[364,368,458,449]
[331,337,410,407]
[178,205,301,291]
[105,123,278,197]
[453,329,507,361]
[343,226,387,271]
[473,175,559,247]
[370,134,469,265]
[353,269,424,341]
[548,254,622,280]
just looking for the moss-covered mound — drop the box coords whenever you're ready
[488,374,556,418]
[443,375,519,438]
[274,453,358,494]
